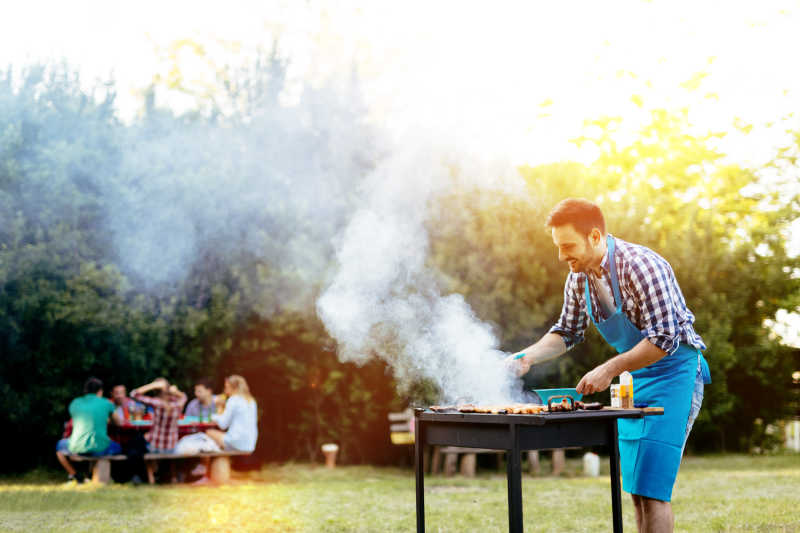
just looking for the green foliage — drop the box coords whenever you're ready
[0,65,168,467]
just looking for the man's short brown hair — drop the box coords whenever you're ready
[545,198,605,236]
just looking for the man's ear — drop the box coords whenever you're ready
[591,228,603,246]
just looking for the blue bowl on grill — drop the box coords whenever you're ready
[532,388,583,405]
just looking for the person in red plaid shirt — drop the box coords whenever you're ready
[131,378,187,483]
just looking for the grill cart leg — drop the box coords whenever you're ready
[506,423,523,533]
[608,421,623,533]
[415,414,425,533]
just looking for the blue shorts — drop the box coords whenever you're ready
[56,438,122,456]
[681,356,705,456]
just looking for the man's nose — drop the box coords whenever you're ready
[558,249,566,262]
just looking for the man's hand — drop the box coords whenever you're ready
[504,353,532,377]
[576,362,616,395]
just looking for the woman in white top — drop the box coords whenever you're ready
[205,375,258,452]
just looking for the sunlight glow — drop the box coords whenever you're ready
[1,1,799,168]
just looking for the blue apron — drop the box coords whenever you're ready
[585,235,711,502]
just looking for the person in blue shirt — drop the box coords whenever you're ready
[184,378,217,420]
[111,384,147,421]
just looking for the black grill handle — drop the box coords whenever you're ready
[547,395,576,411]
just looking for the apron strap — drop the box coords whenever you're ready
[606,235,623,311]
[585,234,623,322]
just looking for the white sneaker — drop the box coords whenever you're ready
[190,464,207,477]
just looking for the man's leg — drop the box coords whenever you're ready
[56,451,77,476]
[631,494,644,533]
[55,439,78,477]
[640,496,674,533]
[145,461,156,484]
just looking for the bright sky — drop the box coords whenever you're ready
[2,0,799,343]
[3,1,800,166]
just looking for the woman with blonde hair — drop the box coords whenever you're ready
[205,375,258,453]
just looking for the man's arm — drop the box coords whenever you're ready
[131,379,168,407]
[506,274,587,377]
[168,385,188,409]
[505,333,568,376]
[110,407,124,426]
[131,378,168,397]
[576,337,667,395]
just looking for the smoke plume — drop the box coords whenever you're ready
[317,137,526,404]
[104,63,376,316]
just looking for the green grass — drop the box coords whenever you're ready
[0,454,798,532]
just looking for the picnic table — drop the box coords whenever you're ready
[113,415,218,436]
[67,416,232,484]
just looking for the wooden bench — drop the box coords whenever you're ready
[388,408,415,445]
[437,447,504,477]
[64,454,127,484]
[144,451,250,484]
[65,451,250,484]
[527,449,568,476]
[433,448,574,477]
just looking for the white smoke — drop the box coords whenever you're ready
[104,71,376,316]
[317,136,527,404]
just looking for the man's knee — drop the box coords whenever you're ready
[632,494,670,510]
[640,495,670,511]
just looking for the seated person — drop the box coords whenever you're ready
[111,384,145,422]
[55,377,124,483]
[131,378,187,484]
[184,378,217,420]
[191,375,256,484]
[206,375,257,452]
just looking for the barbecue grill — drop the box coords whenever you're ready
[414,407,663,533]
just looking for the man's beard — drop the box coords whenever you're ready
[567,258,587,272]
[568,238,597,273]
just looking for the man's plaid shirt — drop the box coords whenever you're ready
[132,392,186,451]
[548,235,706,355]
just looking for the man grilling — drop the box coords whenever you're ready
[507,198,710,533]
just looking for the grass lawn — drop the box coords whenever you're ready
[1,454,798,532]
